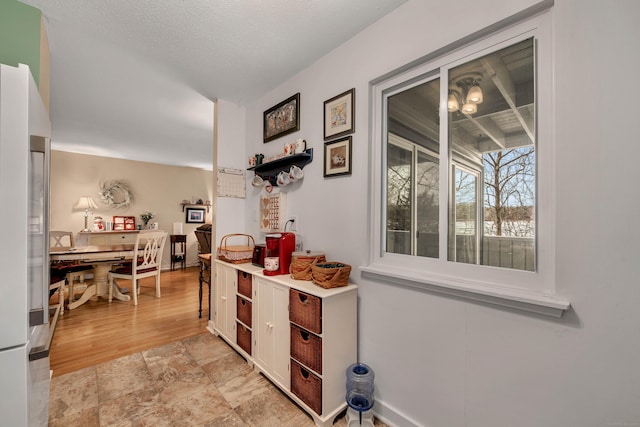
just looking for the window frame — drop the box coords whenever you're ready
[364,10,569,317]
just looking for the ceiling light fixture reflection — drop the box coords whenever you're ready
[466,80,483,104]
[448,73,483,116]
[461,101,477,115]
[447,90,460,113]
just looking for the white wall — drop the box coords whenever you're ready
[215,98,247,246]
[239,0,640,426]
[50,151,213,268]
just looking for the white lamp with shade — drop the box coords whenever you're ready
[73,197,98,232]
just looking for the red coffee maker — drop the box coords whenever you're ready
[264,232,296,276]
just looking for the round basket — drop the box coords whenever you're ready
[290,252,326,281]
[310,262,352,288]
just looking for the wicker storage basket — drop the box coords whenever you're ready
[217,234,255,264]
[237,270,252,298]
[289,289,322,334]
[289,251,326,281]
[290,324,322,374]
[236,296,252,328]
[291,359,322,415]
[236,322,251,355]
[310,262,351,288]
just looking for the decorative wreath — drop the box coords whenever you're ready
[99,180,134,209]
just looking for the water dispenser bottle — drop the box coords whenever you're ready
[346,363,375,426]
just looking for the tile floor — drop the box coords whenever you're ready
[48,332,384,426]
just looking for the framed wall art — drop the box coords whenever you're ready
[263,93,300,143]
[112,216,136,230]
[323,88,355,140]
[323,136,352,177]
[186,207,206,224]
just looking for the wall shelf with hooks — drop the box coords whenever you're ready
[248,148,313,186]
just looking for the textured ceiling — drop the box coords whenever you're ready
[18,0,407,169]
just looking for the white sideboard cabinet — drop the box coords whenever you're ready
[254,277,290,389]
[213,260,357,427]
[213,263,237,344]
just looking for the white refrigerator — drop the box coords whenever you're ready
[0,63,54,426]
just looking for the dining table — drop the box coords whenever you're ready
[50,244,136,310]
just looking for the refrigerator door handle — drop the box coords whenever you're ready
[28,135,50,328]
[29,303,60,361]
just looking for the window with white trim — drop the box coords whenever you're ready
[365,11,569,317]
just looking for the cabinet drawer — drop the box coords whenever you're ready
[109,233,137,244]
[236,295,252,328]
[290,323,322,374]
[291,359,322,415]
[289,289,322,334]
[237,322,252,355]
[87,232,138,245]
[237,270,252,298]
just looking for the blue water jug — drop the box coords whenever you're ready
[346,363,375,412]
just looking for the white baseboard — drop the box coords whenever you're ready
[373,400,425,427]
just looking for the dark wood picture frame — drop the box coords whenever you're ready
[185,207,206,224]
[263,93,300,143]
[323,136,352,177]
[323,88,355,141]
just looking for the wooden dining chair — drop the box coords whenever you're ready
[49,230,94,313]
[194,225,212,318]
[194,224,212,254]
[107,230,168,305]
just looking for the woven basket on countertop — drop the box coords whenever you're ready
[290,251,326,281]
[216,234,255,264]
[310,262,351,288]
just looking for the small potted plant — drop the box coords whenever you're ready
[140,211,154,229]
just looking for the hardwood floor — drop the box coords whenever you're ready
[50,266,210,377]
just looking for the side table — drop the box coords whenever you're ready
[170,234,187,271]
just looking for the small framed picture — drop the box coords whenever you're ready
[324,136,352,177]
[263,93,300,143]
[186,207,206,224]
[324,88,355,140]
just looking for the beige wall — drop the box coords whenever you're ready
[51,150,214,268]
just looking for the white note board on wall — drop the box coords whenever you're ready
[217,167,246,198]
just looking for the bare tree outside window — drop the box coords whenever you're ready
[483,147,535,238]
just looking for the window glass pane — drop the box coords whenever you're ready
[447,38,535,271]
[416,150,438,257]
[483,147,535,270]
[387,142,412,255]
[386,78,440,257]
[452,166,478,264]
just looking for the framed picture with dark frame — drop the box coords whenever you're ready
[185,207,206,224]
[263,93,300,143]
[323,88,355,140]
[323,136,352,177]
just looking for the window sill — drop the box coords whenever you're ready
[360,264,570,318]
